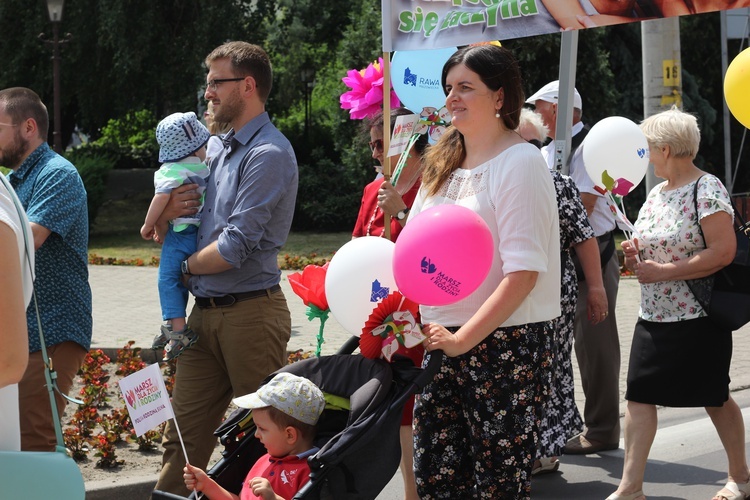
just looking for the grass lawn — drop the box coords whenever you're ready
[88,190,350,266]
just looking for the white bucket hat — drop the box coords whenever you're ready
[526,80,583,111]
[156,112,211,163]
[233,372,325,426]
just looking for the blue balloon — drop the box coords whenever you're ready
[391,47,457,115]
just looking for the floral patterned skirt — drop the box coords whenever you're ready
[413,322,553,499]
[537,256,583,457]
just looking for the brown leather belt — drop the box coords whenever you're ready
[194,284,281,308]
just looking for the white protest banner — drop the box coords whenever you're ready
[383,0,750,51]
[119,362,174,437]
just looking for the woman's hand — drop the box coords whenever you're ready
[634,260,666,284]
[158,184,201,225]
[621,238,640,271]
[586,285,609,324]
[422,323,464,357]
[377,181,407,218]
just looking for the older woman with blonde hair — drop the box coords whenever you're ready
[615,107,749,500]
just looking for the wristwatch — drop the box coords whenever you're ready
[396,207,410,221]
[180,259,191,275]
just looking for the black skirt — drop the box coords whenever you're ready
[625,317,732,407]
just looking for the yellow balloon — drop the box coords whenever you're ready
[725,47,750,129]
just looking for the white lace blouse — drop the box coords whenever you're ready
[410,143,561,328]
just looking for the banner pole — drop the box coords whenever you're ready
[383,51,392,241]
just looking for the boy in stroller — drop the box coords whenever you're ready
[183,372,325,499]
[153,338,441,500]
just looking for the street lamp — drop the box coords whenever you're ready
[300,67,315,141]
[45,0,65,153]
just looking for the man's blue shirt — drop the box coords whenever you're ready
[7,143,92,353]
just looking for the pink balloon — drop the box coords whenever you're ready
[393,205,494,306]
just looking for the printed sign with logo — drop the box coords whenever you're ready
[387,114,420,158]
[118,362,174,437]
[390,47,457,114]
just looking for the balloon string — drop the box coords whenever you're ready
[606,192,641,264]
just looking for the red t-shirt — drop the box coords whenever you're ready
[351,178,420,239]
[240,448,317,500]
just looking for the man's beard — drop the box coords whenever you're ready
[0,131,30,170]
[213,89,244,125]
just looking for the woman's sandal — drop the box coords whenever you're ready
[605,490,644,500]
[713,480,750,500]
[531,457,560,476]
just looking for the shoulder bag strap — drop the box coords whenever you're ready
[2,174,74,453]
[694,174,746,234]
[693,175,707,247]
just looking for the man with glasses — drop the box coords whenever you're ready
[0,87,92,452]
[154,42,298,496]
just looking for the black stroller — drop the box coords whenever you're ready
[153,336,442,500]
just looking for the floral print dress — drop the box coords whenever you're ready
[635,175,733,322]
[537,171,594,458]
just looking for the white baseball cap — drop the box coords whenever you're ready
[233,372,325,426]
[526,80,583,111]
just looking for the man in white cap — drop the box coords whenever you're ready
[527,81,621,455]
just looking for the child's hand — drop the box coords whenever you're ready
[154,222,168,245]
[140,224,155,241]
[249,477,278,499]
[183,463,208,492]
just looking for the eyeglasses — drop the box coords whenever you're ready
[205,78,245,92]
[368,139,384,152]
[0,122,19,127]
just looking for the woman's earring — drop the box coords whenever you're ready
[495,110,501,118]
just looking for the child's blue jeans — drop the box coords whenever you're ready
[158,224,197,322]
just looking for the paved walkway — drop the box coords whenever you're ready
[86,266,750,498]
[91,266,750,412]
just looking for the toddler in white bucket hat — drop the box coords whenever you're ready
[141,111,211,362]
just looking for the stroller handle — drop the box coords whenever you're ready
[336,334,443,398]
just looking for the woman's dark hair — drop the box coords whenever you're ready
[364,107,429,155]
[440,44,524,131]
[422,45,524,197]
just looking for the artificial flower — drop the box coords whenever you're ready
[289,263,330,356]
[340,58,401,120]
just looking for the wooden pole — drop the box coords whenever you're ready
[383,51,392,241]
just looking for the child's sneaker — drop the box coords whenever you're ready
[163,328,199,362]
[151,323,171,350]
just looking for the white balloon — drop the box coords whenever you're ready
[324,237,398,336]
[582,116,650,195]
